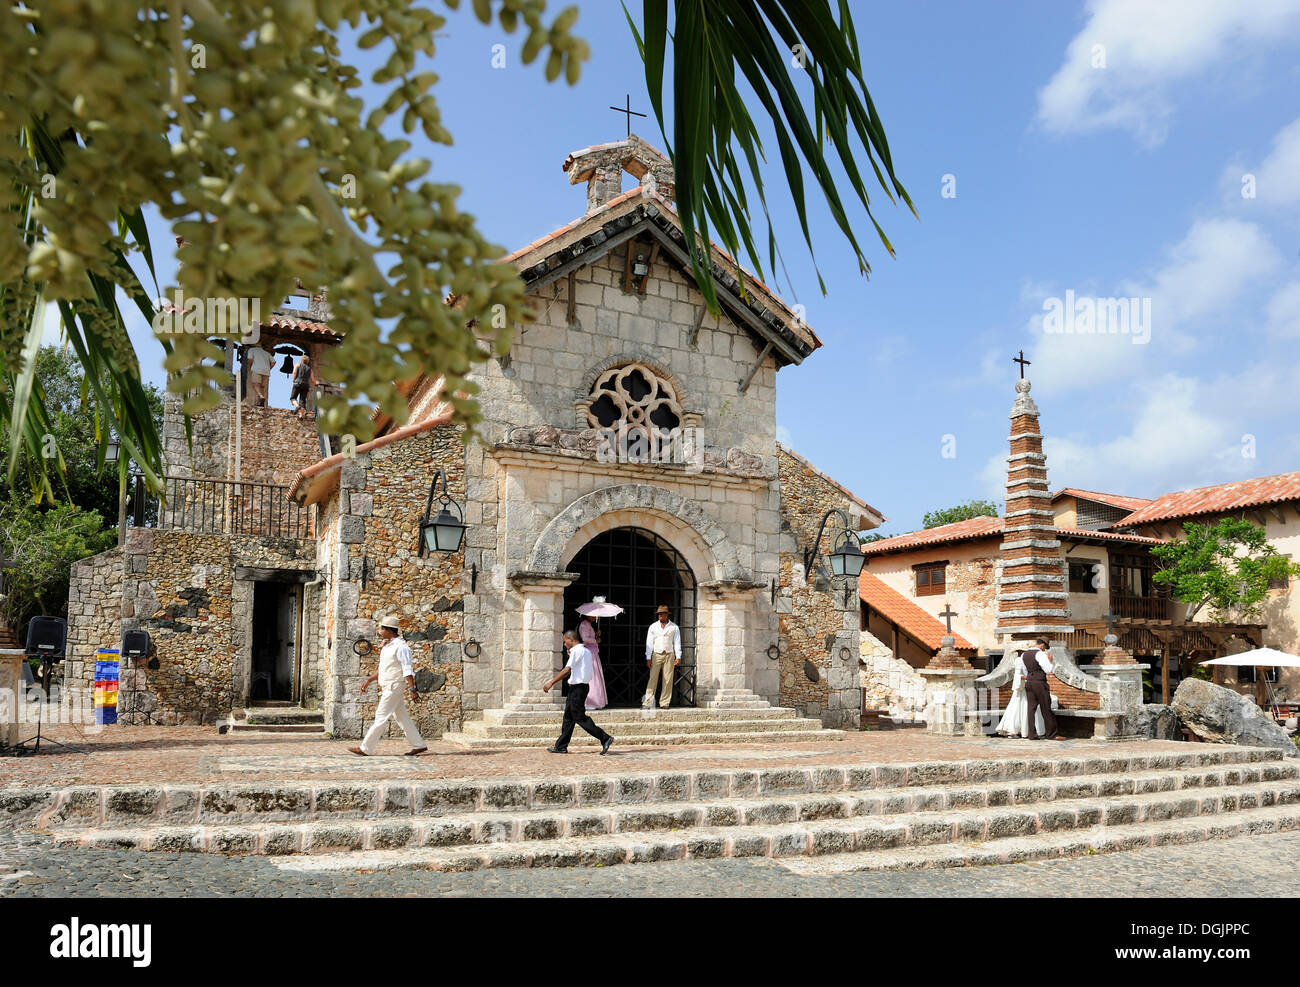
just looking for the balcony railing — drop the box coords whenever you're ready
[1110,594,1171,621]
[126,474,313,539]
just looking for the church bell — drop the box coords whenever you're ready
[279,354,294,374]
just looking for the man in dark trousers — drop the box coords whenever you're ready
[542,629,614,755]
[1023,637,1063,741]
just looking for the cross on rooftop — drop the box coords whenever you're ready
[1013,349,1031,379]
[939,602,957,634]
[609,94,647,138]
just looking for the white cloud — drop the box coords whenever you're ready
[1023,218,1280,392]
[979,362,1300,501]
[1254,115,1300,206]
[1265,281,1300,338]
[1036,0,1300,144]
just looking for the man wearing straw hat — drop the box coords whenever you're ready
[643,604,682,709]
[348,615,428,757]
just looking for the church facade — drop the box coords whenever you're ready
[63,137,879,740]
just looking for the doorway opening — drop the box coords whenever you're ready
[250,582,300,703]
[563,526,697,707]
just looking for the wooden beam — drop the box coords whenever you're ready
[687,303,707,348]
[622,239,636,293]
[738,341,773,394]
[566,270,576,324]
[524,223,645,294]
[636,242,660,295]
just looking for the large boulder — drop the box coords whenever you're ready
[1129,703,1181,741]
[1171,678,1298,758]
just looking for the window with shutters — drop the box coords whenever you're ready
[915,562,946,597]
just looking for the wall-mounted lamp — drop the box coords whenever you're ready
[802,508,867,580]
[418,468,466,556]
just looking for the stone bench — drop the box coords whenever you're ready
[966,707,1128,740]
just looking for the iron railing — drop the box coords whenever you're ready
[127,474,313,539]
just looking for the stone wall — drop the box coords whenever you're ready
[318,423,467,739]
[163,392,320,486]
[65,526,316,725]
[859,627,926,722]
[776,447,863,729]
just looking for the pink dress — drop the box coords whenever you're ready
[580,620,608,710]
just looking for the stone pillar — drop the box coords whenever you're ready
[1094,633,1143,737]
[918,636,980,735]
[994,378,1074,646]
[703,581,751,693]
[506,571,577,706]
[0,649,25,747]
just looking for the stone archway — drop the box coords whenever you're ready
[527,483,746,582]
[507,484,756,707]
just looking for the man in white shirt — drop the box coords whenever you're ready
[542,629,613,754]
[1022,637,1062,741]
[245,341,273,407]
[348,615,428,756]
[643,604,682,709]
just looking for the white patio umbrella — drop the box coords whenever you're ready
[1199,648,1300,668]
[1199,648,1300,714]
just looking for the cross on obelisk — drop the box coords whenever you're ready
[939,602,957,634]
[1013,349,1031,379]
[1104,610,1119,639]
[609,94,647,138]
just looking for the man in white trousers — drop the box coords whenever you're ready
[348,615,428,756]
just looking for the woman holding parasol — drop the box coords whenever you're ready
[575,597,621,710]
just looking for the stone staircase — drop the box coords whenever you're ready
[440,689,841,748]
[15,746,1300,873]
[224,703,326,737]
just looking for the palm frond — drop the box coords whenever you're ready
[635,0,915,311]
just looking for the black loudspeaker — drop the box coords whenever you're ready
[25,616,66,660]
[122,629,151,658]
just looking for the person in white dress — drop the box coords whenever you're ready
[995,647,1054,738]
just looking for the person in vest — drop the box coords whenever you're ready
[1022,638,1063,741]
[290,354,313,419]
[348,615,428,756]
[643,604,682,709]
[542,629,614,754]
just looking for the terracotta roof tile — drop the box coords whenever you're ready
[1116,470,1300,528]
[860,515,1163,556]
[858,573,976,652]
[1052,488,1154,512]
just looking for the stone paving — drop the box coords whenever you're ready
[2,825,1296,897]
[0,722,1198,788]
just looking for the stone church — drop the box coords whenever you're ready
[64,136,881,744]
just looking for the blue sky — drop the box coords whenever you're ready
[51,1,1300,533]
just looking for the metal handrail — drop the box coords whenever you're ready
[127,473,313,539]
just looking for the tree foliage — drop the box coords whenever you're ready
[4,0,910,502]
[0,498,115,633]
[1151,517,1300,621]
[922,498,999,529]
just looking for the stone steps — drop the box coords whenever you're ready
[224,707,326,737]
[28,747,1297,872]
[440,728,842,748]
[54,774,1300,859]
[462,717,822,740]
[482,707,799,725]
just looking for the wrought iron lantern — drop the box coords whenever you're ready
[419,469,466,556]
[803,508,866,580]
[104,437,120,465]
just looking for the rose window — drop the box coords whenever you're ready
[586,364,682,433]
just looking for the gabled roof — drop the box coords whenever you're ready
[1052,487,1153,512]
[505,189,821,363]
[1116,470,1300,528]
[860,515,1164,557]
[859,572,976,652]
[778,444,886,529]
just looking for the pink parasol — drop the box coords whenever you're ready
[576,596,624,618]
